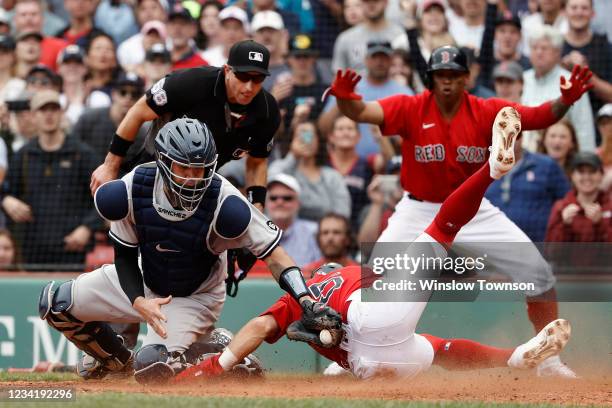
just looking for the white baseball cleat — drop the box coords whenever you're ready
[489,106,521,179]
[536,355,579,379]
[507,318,571,370]
[323,362,349,376]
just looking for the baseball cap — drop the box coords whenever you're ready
[220,6,250,30]
[168,3,195,22]
[597,103,612,121]
[30,89,61,111]
[16,31,43,42]
[251,10,284,32]
[267,173,301,195]
[571,152,603,172]
[366,41,393,57]
[141,20,167,39]
[27,64,55,79]
[495,11,522,30]
[227,40,270,76]
[417,0,446,18]
[113,72,145,92]
[0,35,15,51]
[289,34,318,56]
[145,43,171,63]
[57,44,84,65]
[493,61,524,81]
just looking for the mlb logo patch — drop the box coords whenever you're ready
[249,51,263,62]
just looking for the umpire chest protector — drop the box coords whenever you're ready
[131,165,222,297]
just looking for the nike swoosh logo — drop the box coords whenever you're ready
[422,123,435,129]
[155,244,181,253]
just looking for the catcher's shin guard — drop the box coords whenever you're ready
[39,281,132,378]
[134,344,176,384]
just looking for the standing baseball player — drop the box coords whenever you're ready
[322,46,593,378]
[174,107,572,381]
[38,118,341,383]
[90,39,279,213]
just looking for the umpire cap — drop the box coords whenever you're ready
[426,45,469,87]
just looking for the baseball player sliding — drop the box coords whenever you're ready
[175,107,572,381]
[38,118,341,383]
[320,46,593,378]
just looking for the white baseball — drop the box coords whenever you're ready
[319,329,333,345]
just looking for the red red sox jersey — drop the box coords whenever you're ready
[261,265,370,369]
[378,90,558,202]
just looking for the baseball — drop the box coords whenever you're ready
[319,329,333,345]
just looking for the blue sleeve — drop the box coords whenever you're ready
[215,195,252,239]
[94,180,129,221]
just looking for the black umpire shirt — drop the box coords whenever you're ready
[145,66,281,168]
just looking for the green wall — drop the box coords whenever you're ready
[0,277,610,373]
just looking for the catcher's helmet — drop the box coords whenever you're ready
[426,45,469,88]
[155,117,218,212]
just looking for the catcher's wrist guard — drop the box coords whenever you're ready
[278,266,310,301]
[109,133,134,157]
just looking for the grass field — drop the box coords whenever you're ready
[0,371,610,408]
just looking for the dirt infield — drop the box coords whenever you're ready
[4,368,611,406]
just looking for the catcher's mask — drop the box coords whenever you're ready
[154,117,218,212]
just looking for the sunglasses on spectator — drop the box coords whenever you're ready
[117,88,141,99]
[232,69,266,84]
[269,195,296,202]
[27,77,52,86]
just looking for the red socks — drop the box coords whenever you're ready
[422,334,513,370]
[526,288,559,332]
[425,162,494,245]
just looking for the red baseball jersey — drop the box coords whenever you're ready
[261,265,369,369]
[378,90,557,202]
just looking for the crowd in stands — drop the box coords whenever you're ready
[0,0,609,273]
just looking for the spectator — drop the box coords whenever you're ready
[492,61,524,103]
[447,0,487,51]
[201,6,249,67]
[195,0,222,51]
[25,65,61,93]
[138,42,172,89]
[56,0,106,48]
[399,0,456,86]
[167,3,207,70]
[119,20,167,74]
[538,120,579,177]
[486,140,570,242]
[14,32,42,79]
[0,228,18,270]
[302,213,358,277]
[4,90,36,152]
[13,0,69,71]
[332,0,405,74]
[265,173,321,266]
[71,72,150,174]
[390,48,422,92]
[117,0,169,71]
[327,115,375,229]
[343,0,364,28]
[249,0,301,38]
[321,41,413,157]
[546,152,611,242]
[357,170,404,243]
[269,121,351,221]
[521,25,595,152]
[522,0,569,56]
[275,34,328,146]
[462,46,495,98]
[595,104,612,191]
[2,90,103,270]
[57,44,88,126]
[478,8,531,90]
[252,11,290,90]
[83,32,118,106]
[0,35,25,102]
[94,0,139,45]
[562,0,612,119]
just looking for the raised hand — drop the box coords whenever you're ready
[322,69,363,102]
[560,65,594,106]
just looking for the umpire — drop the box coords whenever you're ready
[90,39,280,211]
